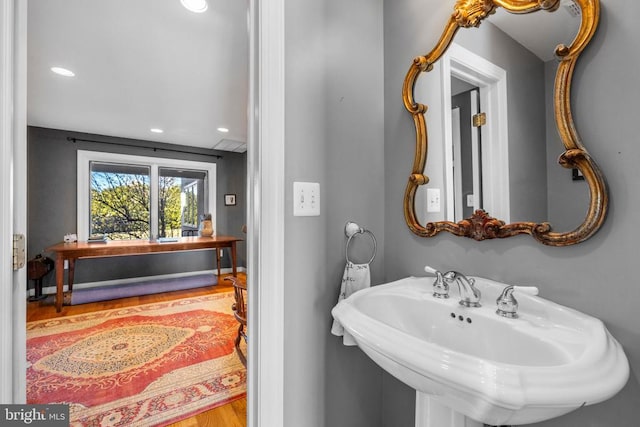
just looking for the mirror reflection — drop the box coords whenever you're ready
[414,3,589,231]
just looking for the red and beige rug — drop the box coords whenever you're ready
[27,292,246,426]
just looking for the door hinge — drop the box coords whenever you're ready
[472,112,486,127]
[13,234,25,270]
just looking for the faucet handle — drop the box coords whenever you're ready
[512,285,539,296]
[424,266,449,299]
[496,285,518,318]
[424,265,439,275]
[496,285,538,318]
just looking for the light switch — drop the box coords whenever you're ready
[466,194,475,208]
[427,188,441,213]
[293,182,320,216]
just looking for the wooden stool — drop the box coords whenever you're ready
[27,255,54,301]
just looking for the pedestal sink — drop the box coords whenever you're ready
[331,274,629,426]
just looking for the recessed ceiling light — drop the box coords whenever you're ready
[217,127,229,133]
[50,67,75,77]
[181,0,208,13]
[150,128,164,134]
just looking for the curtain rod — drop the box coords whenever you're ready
[66,136,223,159]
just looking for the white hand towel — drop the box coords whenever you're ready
[331,261,371,346]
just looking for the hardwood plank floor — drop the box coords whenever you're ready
[26,273,247,427]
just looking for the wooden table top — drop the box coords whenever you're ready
[46,235,243,258]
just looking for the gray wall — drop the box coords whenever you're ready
[545,60,590,231]
[28,126,246,289]
[283,0,385,426]
[383,1,640,426]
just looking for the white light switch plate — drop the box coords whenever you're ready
[466,194,475,208]
[427,188,441,213]
[293,182,320,216]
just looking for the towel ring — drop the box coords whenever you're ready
[345,227,377,265]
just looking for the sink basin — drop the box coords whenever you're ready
[331,276,629,426]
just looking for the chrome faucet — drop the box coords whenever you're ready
[444,271,481,307]
[424,266,481,307]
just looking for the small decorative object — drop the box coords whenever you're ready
[63,233,78,243]
[199,213,214,237]
[225,194,236,206]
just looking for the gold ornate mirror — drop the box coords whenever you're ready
[403,0,606,246]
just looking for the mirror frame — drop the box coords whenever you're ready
[402,0,607,246]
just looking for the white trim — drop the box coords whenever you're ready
[0,0,16,403]
[12,0,27,403]
[451,107,463,220]
[248,0,285,426]
[442,43,510,222]
[441,60,456,221]
[150,165,159,238]
[470,89,481,210]
[77,150,217,241]
[1,0,27,403]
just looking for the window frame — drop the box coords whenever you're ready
[77,150,216,241]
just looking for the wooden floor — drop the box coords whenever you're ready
[27,273,247,427]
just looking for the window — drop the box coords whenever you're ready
[90,162,151,239]
[159,167,207,237]
[78,151,216,241]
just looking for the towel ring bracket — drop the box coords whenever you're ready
[345,225,377,265]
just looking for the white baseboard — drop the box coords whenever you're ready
[32,267,247,297]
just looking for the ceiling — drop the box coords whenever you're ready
[27,0,579,152]
[27,0,249,152]
[490,0,582,62]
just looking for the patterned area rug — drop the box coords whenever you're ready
[27,293,246,426]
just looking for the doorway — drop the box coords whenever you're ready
[25,0,248,421]
[451,82,483,222]
[3,1,286,425]
[441,43,510,223]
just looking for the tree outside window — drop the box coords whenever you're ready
[89,162,208,240]
[90,163,151,239]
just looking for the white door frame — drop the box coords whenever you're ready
[469,88,482,211]
[451,107,463,220]
[441,43,510,223]
[1,0,27,403]
[4,2,287,425]
[247,0,285,426]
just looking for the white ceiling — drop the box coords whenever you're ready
[27,0,579,152]
[27,0,249,152]
[490,0,582,62]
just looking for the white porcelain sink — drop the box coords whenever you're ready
[331,275,629,426]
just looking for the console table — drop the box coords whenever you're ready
[46,236,242,312]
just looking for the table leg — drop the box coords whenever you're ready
[55,255,64,313]
[68,258,76,292]
[216,248,221,278]
[231,242,237,277]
